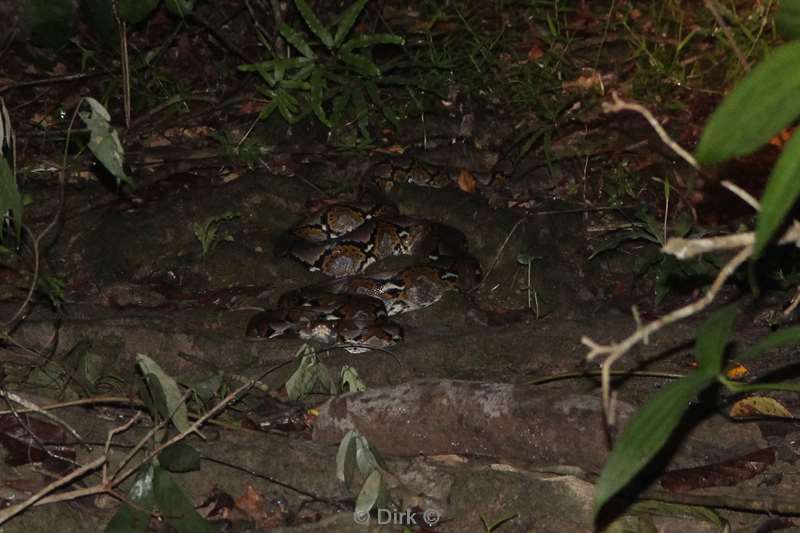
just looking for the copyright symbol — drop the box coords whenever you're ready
[423,509,440,525]
[353,510,370,525]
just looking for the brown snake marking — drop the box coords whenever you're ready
[247,159,489,351]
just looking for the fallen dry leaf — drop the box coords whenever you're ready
[730,396,792,418]
[456,168,477,193]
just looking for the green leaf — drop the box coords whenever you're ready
[258,99,280,121]
[333,0,368,47]
[738,325,800,361]
[753,131,800,258]
[79,98,133,187]
[310,67,330,127]
[159,441,201,473]
[285,354,335,400]
[294,0,334,49]
[695,41,800,165]
[777,0,800,40]
[136,354,191,434]
[355,470,387,516]
[339,52,381,77]
[336,430,358,486]
[118,0,160,25]
[340,366,366,392]
[693,305,736,375]
[240,62,277,86]
[153,466,216,533]
[24,0,76,48]
[278,22,316,59]
[105,503,151,533]
[340,34,404,53]
[275,91,300,124]
[0,157,23,242]
[164,0,194,18]
[105,465,156,533]
[593,371,715,517]
[354,433,384,478]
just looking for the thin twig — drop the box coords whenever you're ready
[583,245,753,422]
[0,388,84,444]
[602,92,699,170]
[721,180,760,211]
[0,456,105,525]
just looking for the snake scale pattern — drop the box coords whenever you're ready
[246,158,489,352]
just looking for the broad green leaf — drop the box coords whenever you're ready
[25,0,76,48]
[136,354,191,434]
[118,0,160,25]
[164,0,194,18]
[354,433,385,477]
[695,41,800,165]
[333,0,368,47]
[336,430,358,486]
[153,466,216,533]
[159,441,201,473]
[285,354,334,400]
[294,0,334,49]
[777,0,800,39]
[339,52,381,77]
[105,465,156,533]
[355,470,387,516]
[693,305,736,375]
[0,157,23,242]
[593,371,715,517]
[79,98,132,187]
[340,34,405,53]
[340,366,366,392]
[738,325,800,361]
[754,131,800,258]
[279,22,316,59]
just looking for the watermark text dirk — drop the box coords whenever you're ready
[353,508,441,526]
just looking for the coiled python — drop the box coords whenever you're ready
[246,159,488,352]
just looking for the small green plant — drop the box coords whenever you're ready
[210,131,264,169]
[590,207,717,305]
[239,0,404,146]
[336,429,391,520]
[192,211,239,258]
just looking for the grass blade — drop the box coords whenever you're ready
[294,0,333,49]
[334,0,368,47]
